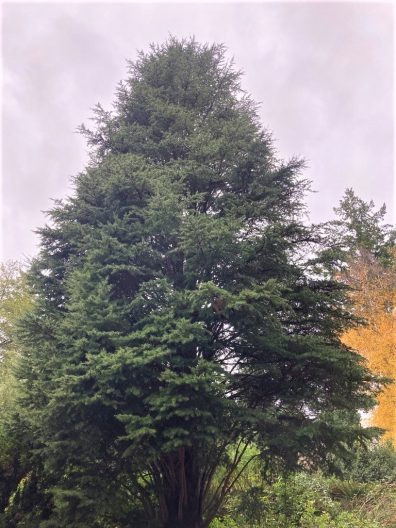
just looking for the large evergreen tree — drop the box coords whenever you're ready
[17,39,378,528]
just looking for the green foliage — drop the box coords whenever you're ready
[345,441,396,483]
[14,38,380,527]
[353,483,396,527]
[0,262,38,525]
[322,188,396,270]
[328,480,368,502]
[211,473,385,528]
[210,517,239,528]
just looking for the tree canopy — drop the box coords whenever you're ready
[0,263,35,524]
[329,191,396,445]
[12,39,380,528]
[323,188,396,270]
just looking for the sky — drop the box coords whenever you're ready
[1,1,394,262]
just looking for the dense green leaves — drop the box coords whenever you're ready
[11,38,380,527]
[322,188,396,269]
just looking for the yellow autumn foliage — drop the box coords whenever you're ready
[341,249,396,444]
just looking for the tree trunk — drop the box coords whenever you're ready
[161,494,205,528]
[163,517,203,528]
[157,448,208,528]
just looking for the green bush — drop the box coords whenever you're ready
[211,508,380,528]
[346,442,396,483]
[300,509,379,528]
[328,480,369,502]
[210,473,383,528]
[209,518,239,528]
[209,442,396,528]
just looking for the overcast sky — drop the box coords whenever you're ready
[2,2,394,262]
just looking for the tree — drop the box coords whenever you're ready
[328,190,396,445]
[0,261,31,473]
[0,261,32,356]
[0,262,38,525]
[17,39,378,528]
[340,251,396,444]
[322,188,395,270]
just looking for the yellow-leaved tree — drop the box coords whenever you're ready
[341,250,396,444]
[329,189,396,444]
